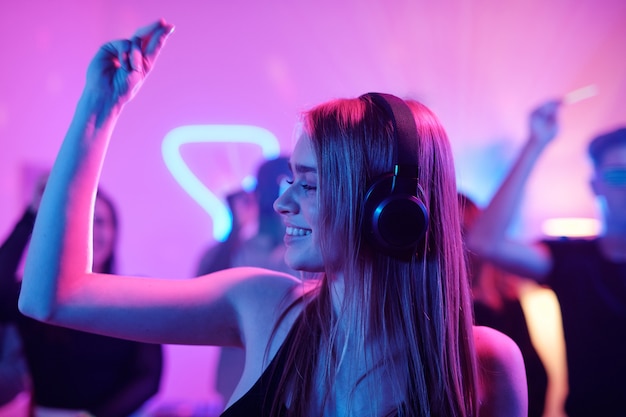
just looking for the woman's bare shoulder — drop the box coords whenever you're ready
[473,325,522,361]
[217,267,304,303]
[217,267,310,338]
[472,325,528,417]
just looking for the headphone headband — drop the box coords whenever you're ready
[361,93,420,171]
[360,92,429,260]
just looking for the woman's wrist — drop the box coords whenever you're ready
[76,87,124,130]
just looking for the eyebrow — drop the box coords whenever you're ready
[291,163,317,175]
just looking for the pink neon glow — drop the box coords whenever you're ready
[1,0,625,410]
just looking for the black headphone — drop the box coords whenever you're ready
[360,92,429,260]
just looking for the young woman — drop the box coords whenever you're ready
[18,20,526,417]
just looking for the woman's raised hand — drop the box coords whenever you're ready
[85,19,175,108]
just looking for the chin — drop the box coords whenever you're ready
[285,254,324,273]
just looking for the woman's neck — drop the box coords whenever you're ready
[328,272,346,316]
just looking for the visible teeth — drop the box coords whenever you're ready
[286,226,311,236]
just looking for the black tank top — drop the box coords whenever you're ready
[219,313,404,417]
[219,318,298,417]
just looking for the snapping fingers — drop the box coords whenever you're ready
[132,19,175,75]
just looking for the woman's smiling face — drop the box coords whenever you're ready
[274,134,324,272]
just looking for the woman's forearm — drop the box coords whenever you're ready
[19,90,122,321]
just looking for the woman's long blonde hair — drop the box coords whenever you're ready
[270,95,478,417]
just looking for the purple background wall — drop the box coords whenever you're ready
[1,0,624,410]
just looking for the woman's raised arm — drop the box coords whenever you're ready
[19,19,174,322]
[18,20,300,347]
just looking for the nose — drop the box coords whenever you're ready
[274,183,299,215]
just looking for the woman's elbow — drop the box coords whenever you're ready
[17,288,56,322]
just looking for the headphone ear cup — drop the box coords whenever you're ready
[363,174,428,259]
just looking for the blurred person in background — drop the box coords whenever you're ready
[0,175,163,417]
[467,100,626,416]
[459,192,550,417]
[196,156,298,408]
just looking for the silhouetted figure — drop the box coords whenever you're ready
[196,189,258,275]
[459,193,548,417]
[196,156,297,406]
[0,322,31,417]
[467,100,626,416]
[0,183,162,417]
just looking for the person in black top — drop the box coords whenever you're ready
[459,192,548,417]
[0,322,31,417]
[196,156,298,408]
[19,20,527,417]
[467,100,626,416]
[0,180,162,417]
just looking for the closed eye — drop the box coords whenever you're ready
[285,178,316,192]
